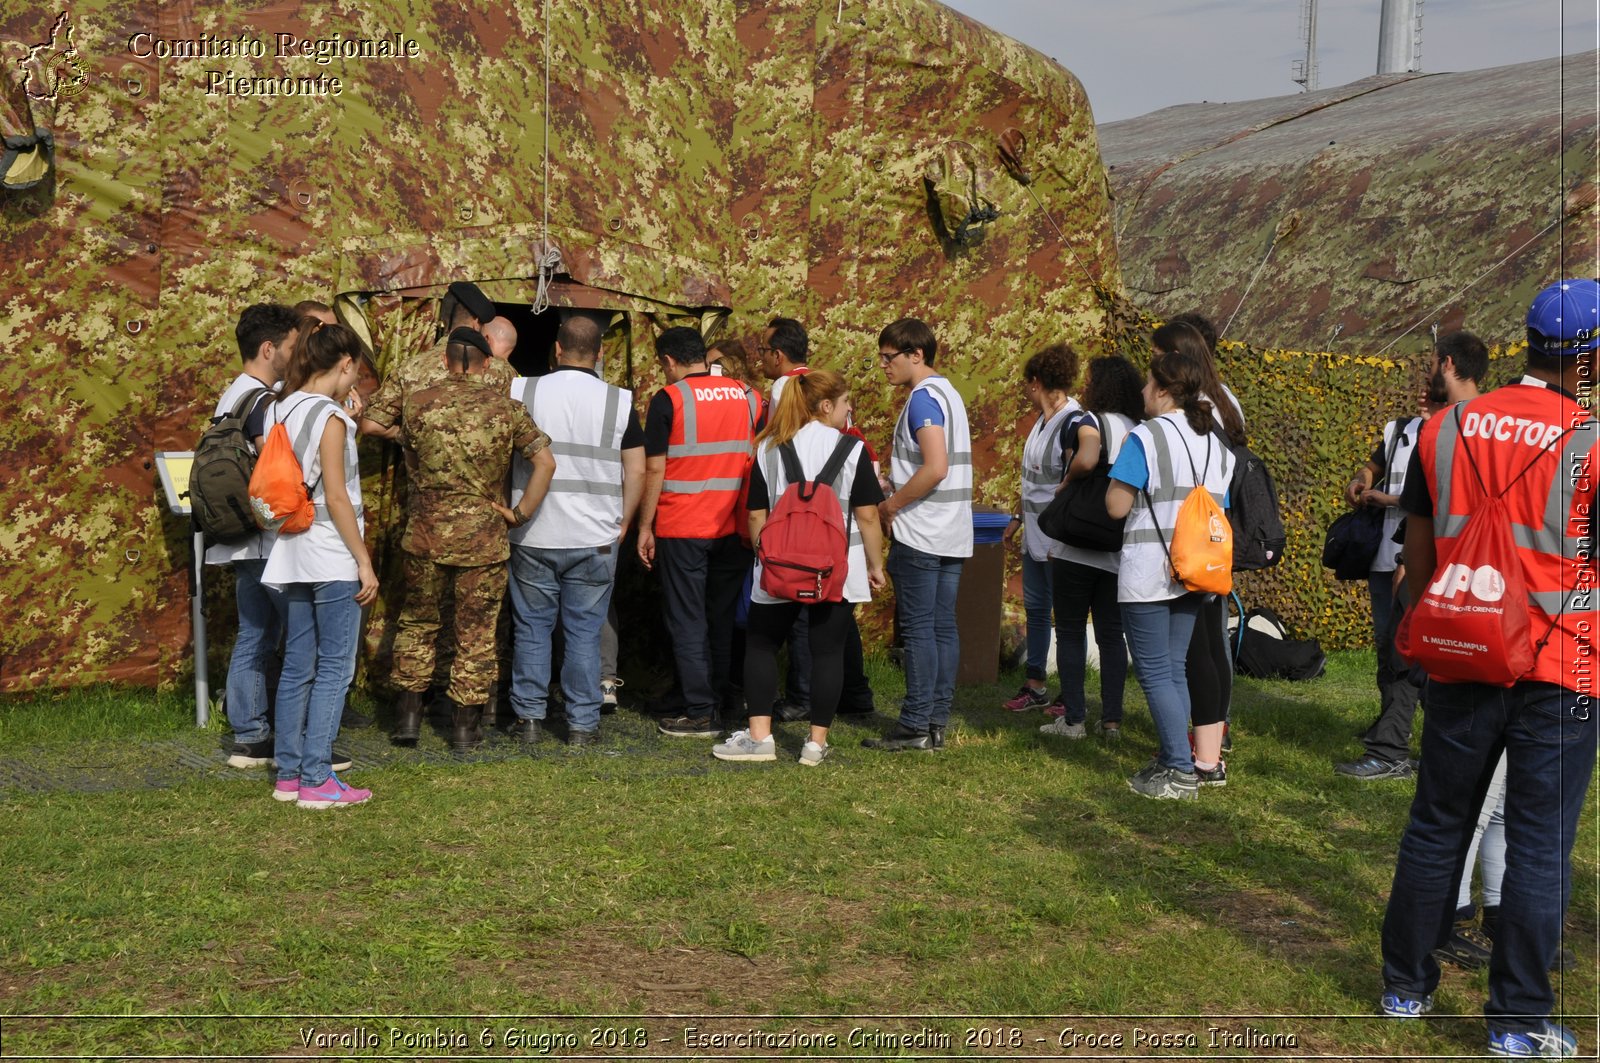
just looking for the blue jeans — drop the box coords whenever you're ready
[273,580,360,787]
[1022,552,1054,681]
[225,558,282,744]
[1381,680,1597,1034]
[1121,595,1202,772]
[888,543,963,731]
[508,545,618,733]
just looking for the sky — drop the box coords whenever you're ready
[940,0,1600,123]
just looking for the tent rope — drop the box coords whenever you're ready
[1373,216,1560,357]
[533,0,563,315]
[1220,225,1285,340]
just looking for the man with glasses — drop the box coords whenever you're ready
[865,318,973,751]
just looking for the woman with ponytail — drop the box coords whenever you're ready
[1156,318,1245,773]
[1105,341,1235,800]
[262,321,378,808]
[712,370,887,766]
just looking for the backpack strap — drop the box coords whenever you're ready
[224,385,273,423]
[815,435,858,491]
[777,440,806,496]
[287,394,339,492]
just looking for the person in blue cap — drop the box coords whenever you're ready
[1378,278,1599,1058]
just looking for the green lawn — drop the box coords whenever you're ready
[0,652,1594,1059]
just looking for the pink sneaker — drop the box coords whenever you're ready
[1002,685,1051,712]
[296,774,372,809]
[272,778,300,802]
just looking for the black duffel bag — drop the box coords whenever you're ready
[1038,416,1125,552]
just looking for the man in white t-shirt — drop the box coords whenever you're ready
[207,303,299,769]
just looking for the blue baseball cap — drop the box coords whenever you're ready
[1526,278,1600,356]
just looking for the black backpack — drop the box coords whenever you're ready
[188,386,271,543]
[1226,439,1286,570]
[1235,606,1326,681]
[1038,414,1125,551]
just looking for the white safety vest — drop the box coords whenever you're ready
[1371,416,1421,574]
[752,421,871,605]
[509,372,633,550]
[261,392,363,587]
[890,375,974,558]
[1020,399,1081,561]
[1117,414,1235,604]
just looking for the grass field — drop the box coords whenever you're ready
[0,652,1595,1060]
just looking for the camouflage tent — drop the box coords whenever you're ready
[0,0,1118,691]
[1100,51,1599,352]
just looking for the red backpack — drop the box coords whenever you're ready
[1397,409,1575,686]
[757,436,857,603]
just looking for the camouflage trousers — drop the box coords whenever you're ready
[391,554,507,707]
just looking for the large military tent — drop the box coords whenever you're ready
[1,0,1118,691]
[1100,51,1599,352]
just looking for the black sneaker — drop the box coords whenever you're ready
[1194,760,1227,787]
[773,699,811,723]
[862,725,932,752]
[226,739,274,769]
[1433,921,1493,969]
[1334,754,1414,780]
[658,714,719,738]
[330,749,353,773]
[568,729,598,749]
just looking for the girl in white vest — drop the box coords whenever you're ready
[1002,345,1081,713]
[1106,346,1235,801]
[712,370,887,766]
[1162,319,1246,779]
[262,322,378,809]
[1041,355,1143,740]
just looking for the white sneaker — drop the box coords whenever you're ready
[1039,718,1087,739]
[799,740,830,766]
[712,729,776,762]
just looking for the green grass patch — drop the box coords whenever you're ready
[1,651,1595,1059]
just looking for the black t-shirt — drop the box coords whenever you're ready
[1399,448,1432,518]
[746,447,883,511]
[545,366,644,449]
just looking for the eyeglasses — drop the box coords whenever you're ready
[878,348,915,363]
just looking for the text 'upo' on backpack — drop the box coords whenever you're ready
[757,436,856,603]
[1228,440,1286,570]
[247,396,332,536]
[1147,419,1233,595]
[1397,409,1575,687]
[187,386,271,543]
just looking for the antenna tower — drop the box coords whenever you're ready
[1292,0,1319,91]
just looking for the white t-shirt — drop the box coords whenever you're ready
[203,373,279,566]
[261,391,363,587]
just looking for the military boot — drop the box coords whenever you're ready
[481,681,501,733]
[391,690,423,745]
[451,701,484,754]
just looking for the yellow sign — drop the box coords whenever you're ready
[155,451,195,515]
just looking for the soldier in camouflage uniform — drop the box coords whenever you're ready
[388,327,555,752]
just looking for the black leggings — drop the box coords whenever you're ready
[745,601,851,729]
[1185,592,1231,728]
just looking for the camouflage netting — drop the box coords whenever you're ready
[0,1,1122,692]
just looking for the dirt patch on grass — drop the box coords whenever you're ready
[1191,887,1332,959]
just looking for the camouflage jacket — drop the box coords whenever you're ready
[399,374,550,566]
[367,336,518,433]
